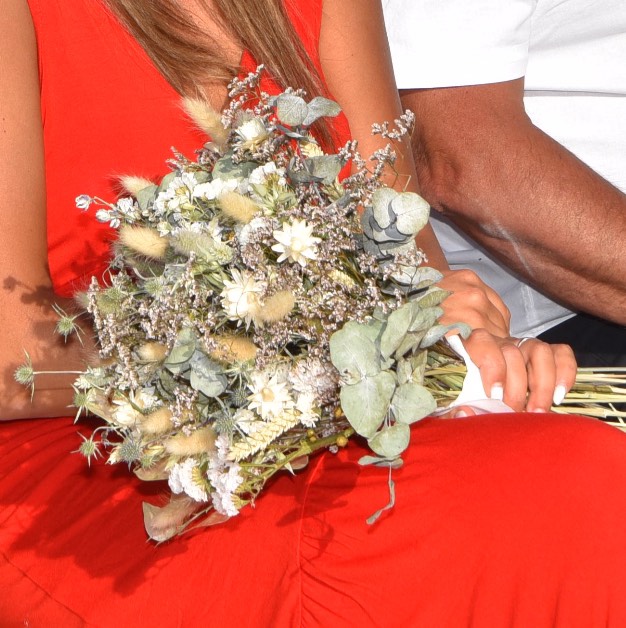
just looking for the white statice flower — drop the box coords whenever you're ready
[192,177,238,202]
[207,434,243,517]
[237,216,271,247]
[95,209,120,229]
[272,219,321,267]
[248,161,287,187]
[75,194,93,210]
[111,389,158,427]
[116,197,136,217]
[220,269,265,326]
[233,408,262,435]
[154,172,198,216]
[235,117,269,149]
[168,458,209,502]
[295,391,319,428]
[247,369,294,419]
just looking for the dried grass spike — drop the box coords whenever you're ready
[256,291,295,324]
[164,426,217,456]
[219,191,260,224]
[141,407,174,435]
[182,97,229,147]
[119,225,168,259]
[208,335,258,364]
[119,175,155,197]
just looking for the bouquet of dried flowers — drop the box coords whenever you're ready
[18,68,471,540]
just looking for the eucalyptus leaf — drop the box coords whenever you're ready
[379,303,413,359]
[371,187,397,230]
[419,321,472,348]
[396,358,413,386]
[306,155,342,185]
[408,350,428,383]
[378,240,417,255]
[302,96,341,126]
[359,455,404,469]
[414,287,451,309]
[368,423,411,458]
[212,154,257,181]
[189,351,227,397]
[157,171,177,194]
[157,368,179,397]
[391,382,437,424]
[394,331,427,360]
[329,322,381,382]
[339,371,396,438]
[408,306,443,333]
[390,192,430,236]
[276,93,308,126]
[393,266,443,289]
[379,223,411,243]
[164,328,196,367]
[136,184,158,213]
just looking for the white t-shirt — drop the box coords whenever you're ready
[383,0,626,336]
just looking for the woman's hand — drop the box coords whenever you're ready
[457,330,577,413]
[438,269,511,338]
[437,268,576,412]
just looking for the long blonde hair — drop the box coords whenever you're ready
[105,0,325,99]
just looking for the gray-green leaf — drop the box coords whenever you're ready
[391,192,430,236]
[302,96,341,126]
[368,423,411,458]
[276,93,308,126]
[330,322,382,383]
[391,382,437,424]
[189,351,227,397]
[340,371,396,438]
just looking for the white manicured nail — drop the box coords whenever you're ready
[553,385,567,406]
[490,384,504,401]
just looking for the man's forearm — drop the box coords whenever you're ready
[401,82,626,325]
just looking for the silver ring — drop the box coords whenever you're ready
[515,336,533,348]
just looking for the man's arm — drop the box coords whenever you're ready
[401,78,626,325]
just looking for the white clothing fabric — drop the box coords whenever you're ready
[382,0,626,336]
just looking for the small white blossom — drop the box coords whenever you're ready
[248,162,286,187]
[154,172,198,215]
[295,391,319,428]
[192,178,238,201]
[208,434,243,517]
[168,458,209,502]
[272,219,321,267]
[111,389,158,427]
[75,194,93,210]
[220,269,265,326]
[247,369,294,419]
[237,216,271,247]
[95,209,120,228]
[236,118,269,149]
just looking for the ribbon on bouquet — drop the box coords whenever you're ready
[433,335,514,416]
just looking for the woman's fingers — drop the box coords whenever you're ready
[439,269,511,338]
[461,332,577,412]
[462,329,528,411]
[523,341,577,412]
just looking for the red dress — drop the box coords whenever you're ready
[3,1,626,625]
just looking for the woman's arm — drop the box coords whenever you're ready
[318,0,576,412]
[0,0,89,419]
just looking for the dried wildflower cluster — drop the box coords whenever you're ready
[34,69,460,540]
